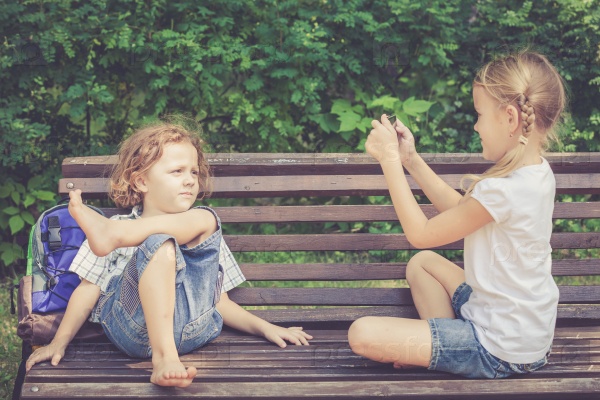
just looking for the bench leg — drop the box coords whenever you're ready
[12,341,32,400]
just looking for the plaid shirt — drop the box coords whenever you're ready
[70,206,245,323]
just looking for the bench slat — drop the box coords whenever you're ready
[58,173,600,197]
[223,232,600,251]
[238,259,600,281]
[227,286,600,306]
[61,152,600,177]
[245,305,600,323]
[101,202,600,221]
[20,377,600,399]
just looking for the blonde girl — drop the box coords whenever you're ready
[350,51,566,378]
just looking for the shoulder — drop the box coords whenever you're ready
[188,207,219,226]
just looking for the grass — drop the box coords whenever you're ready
[0,278,21,400]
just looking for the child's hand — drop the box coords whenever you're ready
[263,325,312,348]
[25,340,68,372]
[394,118,417,168]
[366,114,401,164]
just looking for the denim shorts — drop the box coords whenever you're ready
[427,282,548,379]
[98,206,224,358]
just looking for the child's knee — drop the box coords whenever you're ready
[348,317,377,355]
[152,238,177,265]
[406,250,435,284]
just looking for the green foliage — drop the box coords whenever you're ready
[0,177,57,270]
[1,0,599,273]
[0,279,20,400]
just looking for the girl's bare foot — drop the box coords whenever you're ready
[68,189,118,257]
[150,358,197,387]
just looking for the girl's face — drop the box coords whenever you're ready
[137,142,200,217]
[473,85,513,162]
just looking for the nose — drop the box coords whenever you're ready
[183,172,196,186]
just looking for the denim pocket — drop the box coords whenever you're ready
[177,306,223,355]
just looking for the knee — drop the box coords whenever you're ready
[152,238,177,264]
[406,250,435,285]
[348,317,378,356]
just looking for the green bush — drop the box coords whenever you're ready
[1,0,599,274]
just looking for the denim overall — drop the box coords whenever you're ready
[98,207,224,358]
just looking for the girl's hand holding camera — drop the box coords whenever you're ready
[366,114,417,167]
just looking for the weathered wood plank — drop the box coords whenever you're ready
[246,305,600,322]
[61,152,600,177]
[58,173,600,197]
[225,286,600,306]
[100,202,600,221]
[20,377,600,399]
[237,259,600,281]
[221,232,599,252]
[22,364,600,386]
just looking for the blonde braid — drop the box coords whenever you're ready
[516,94,535,144]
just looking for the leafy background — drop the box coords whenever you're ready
[1,1,599,398]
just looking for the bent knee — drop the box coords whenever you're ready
[152,238,177,263]
[348,317,379,356]
[406,250,436,284]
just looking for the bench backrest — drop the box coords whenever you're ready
[60,153,600,328]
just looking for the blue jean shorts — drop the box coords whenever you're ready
[427,282,549,379]
[98,206,224,358]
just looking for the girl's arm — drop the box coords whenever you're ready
[394,120,462,212]
[366,117,493,248]
[216,292,312,347]
[26,279,100,371]
[403,155,463,212]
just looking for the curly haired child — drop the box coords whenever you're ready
[26,120,312,387]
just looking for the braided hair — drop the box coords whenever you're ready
[462,50,567,194]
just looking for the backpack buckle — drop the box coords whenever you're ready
[47,216,62,251]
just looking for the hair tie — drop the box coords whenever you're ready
[518,135,529,145]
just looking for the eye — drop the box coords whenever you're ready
[171,169,182,174]
[192,170,200,176]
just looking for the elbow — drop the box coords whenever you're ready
[406,233,428,250]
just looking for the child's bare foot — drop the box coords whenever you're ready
[150,358,197,387]
[68,189,118,257]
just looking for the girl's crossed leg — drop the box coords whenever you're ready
[348,251,464,369]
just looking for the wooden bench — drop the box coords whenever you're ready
[15,152,600,399]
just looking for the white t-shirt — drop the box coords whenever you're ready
[460,158,559,364]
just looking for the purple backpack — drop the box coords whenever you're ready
[27,202,104,312]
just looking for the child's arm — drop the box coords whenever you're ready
[216,293,312,347]
[25,279,100,371]
[68,189,216,257]
[366,116,494,248]
[393,119,462,212]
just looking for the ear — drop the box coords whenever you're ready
[505,105,520,135]
[133,174,149,193]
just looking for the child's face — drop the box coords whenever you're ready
[137,142,200,217]
[473,85,513,162]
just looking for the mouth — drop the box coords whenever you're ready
[180,192,195,198]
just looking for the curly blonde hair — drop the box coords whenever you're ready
[109,120,212,208]
[462,50,567,194]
